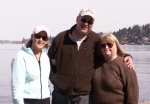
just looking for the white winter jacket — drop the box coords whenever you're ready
[11,45,51,104]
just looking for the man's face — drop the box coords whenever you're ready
[76,15,94,35]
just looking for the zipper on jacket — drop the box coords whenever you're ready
[83,43,88,61]
[38,61,42,99]
[74,45,79,94]
[69,45,72,61]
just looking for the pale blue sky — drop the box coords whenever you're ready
[0,0,150,40]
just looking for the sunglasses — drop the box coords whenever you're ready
[100,43,114,49]
[34,34,48,41]
[81,18,93,25]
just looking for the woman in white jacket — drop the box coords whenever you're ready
[11,25,51,104]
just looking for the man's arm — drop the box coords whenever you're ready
[48,38,57,82]
[124,54,134,69]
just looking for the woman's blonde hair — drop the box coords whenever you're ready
[100,33,125,56]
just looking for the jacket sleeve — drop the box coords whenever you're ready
[124,67,139,104]
[48,38,57,82]
[124,53,133,59]
[11,54,26,104]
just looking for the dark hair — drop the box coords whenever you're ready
[26,39,33,48]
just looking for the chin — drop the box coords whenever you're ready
[37,45,44,49]
[81,30,89,35]
[103,54,111,58]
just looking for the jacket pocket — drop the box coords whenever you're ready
[51,72,74,93]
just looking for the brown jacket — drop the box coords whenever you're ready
[48,25,100,95]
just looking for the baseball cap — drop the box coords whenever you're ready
[33,25,50,37]
[79,8,96,20]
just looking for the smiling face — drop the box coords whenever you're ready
[100,34,125,61]
[75,15,94,36]
[31,31,48,52]
[100,36,117,61]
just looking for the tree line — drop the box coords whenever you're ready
[99,23,150,45]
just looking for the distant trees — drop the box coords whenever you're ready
[21,37,29,44]
[21,37,26,43]
[99,23,150,45]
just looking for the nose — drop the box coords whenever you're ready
[84,22,89,25]
[39,37,43,41]
[105,45,109,48]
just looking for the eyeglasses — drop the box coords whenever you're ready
[100,43,114,49]
[81,18,93,25]
[34,34,48,41]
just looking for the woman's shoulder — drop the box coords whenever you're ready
[101,56,127,70]
[12,45,32,59]
[112,56,132,71]
[113,56,125,64]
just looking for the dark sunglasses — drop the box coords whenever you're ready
[81,18,93,25]
[34,34,48,41]
[100,43,114,49]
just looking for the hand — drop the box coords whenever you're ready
[51,59,56,65]
[124,56,134,69]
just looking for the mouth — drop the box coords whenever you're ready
[37,42,44,45]
[81,24,88,28]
